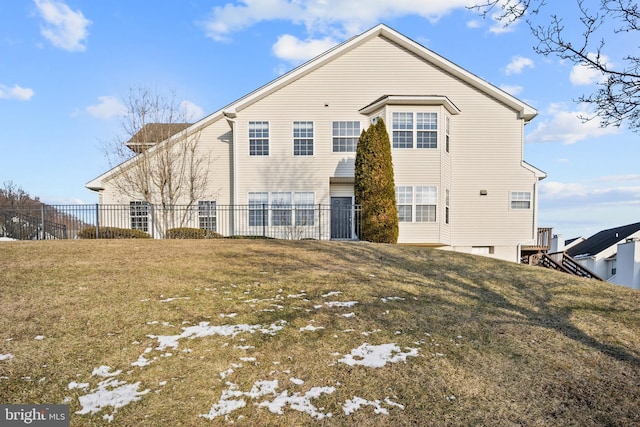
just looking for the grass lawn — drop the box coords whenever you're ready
[1,239,639,426]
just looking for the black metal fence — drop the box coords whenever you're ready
[0,204,362,241]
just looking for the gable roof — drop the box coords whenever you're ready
[87,23,537,191]
[126,123,191,153]
[567,222,640,258]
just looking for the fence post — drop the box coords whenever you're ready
[95,204,100,239]
[40,204,45,240]
[150,204,155,239]
[318,204,321,240]
[262,204,266,238]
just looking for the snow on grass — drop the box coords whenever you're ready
[324,301,359,308]
[75,377,150,416]
[149,320,287,351]
[258,386,336,420]
[92,366,122,377]
[343,396,405,415]
[300,324,325,332]
[0,353,14,361]
[338,343,419,368]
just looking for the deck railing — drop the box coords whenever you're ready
[0,203,362,241]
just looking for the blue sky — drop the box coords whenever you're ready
[1,0,638,239]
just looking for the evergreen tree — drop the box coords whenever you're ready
[354,118,398,243]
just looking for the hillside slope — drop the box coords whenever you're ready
[1,240,639,426]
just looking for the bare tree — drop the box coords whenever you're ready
[470,0,640,131]
[103,87,211,236]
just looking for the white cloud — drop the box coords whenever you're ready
[499,84,523,96]
[526,103,619,144]
[466,20,482,29]
[272,34,338,64]
[34,0,91,52]
[85,96,126,119]
[540,178,640,212]
[0,84,35,101]
[569,53,610,86]
[180,100,205,121]
[505,56,533,75]
[202,0,476,42]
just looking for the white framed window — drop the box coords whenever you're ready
[396,186,413,222]
[332,121,360,152]
[248,192,316,227]
[392,112,439,149]
[415,186,437,222]
[392,112,413,148]
[293,121,314,155]
[294,192,315,226]
[445,189,450,225]
[395,186,437,222]
[510,191,532,209]
[445,116,450,153]
[130,201,149,232]
[249,121,269,156]
[198,201,217,232]
[271,192,292,226]
[416,113,437,148]
[249,192,268,226]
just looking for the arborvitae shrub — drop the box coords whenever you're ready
[77,226,151,239]
[354,118,399,244]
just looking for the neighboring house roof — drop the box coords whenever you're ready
[126,123,191,153]
[567,222,640,258]
[86,23,538,192]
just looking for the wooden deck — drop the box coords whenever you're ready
[521,227,553,253]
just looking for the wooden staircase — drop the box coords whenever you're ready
[525,251,604,281]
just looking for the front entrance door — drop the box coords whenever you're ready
[330,197,353,239]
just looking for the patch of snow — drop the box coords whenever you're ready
[159,296,190,303]
[300,325,325,332]
[220,313,238,318]
[0,237,17,241]
[322,291,342,298]
[68,381,90,390]
[76,378,150,416]
[200,380,278,420]
[341,313,356,318]
[258,386,335,420]
[149,320,287,351]
[343,396,404,415]
[0,353,14,361]
[338,343,419,368]
[324,301,359,308]
[290,377,304,385]
[34,335,45,340]
[91,366,122,377]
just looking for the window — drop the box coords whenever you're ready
[293,121,314,155]
[392,112,413,148]
[249,121,269,156]
[445,116,450,153]
[510,191,531,209]
[472,246,494,255]
[396,186,413,222]
[415,186,437,222]
[130,201,149,232]
[271,192,292,226]
[332,121,360,152]
[445,189,450,225]
[248,192,315,227]
[395,186,437,222]
[416,113,437,148]
[198,201,217,232]
[294,192,315,226]
[249,192,268,226]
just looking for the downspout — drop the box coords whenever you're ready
[224,109,238,235]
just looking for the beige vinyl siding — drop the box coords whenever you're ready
[231,35,536,247]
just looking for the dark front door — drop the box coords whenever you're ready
[331,197,352,239]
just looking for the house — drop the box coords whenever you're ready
[86,24,546,263]
[566,222,640,289]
